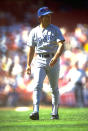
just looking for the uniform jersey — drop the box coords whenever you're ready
[27,24,65,54]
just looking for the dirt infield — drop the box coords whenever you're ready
[0,107,31,111]
[0,105,51,111]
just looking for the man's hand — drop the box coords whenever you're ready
[26,47,35,75]
[26,65,31,75]
[49,41,64,67]
[49,57,57,67]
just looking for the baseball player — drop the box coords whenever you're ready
[26,6,65,120]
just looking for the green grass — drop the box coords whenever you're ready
[0,107,88,131]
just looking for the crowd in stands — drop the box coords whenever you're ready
[0,11,88,107]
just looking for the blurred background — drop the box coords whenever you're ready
[0,0,88,108]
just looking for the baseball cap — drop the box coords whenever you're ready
[37,6,53,17]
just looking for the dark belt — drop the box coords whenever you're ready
[38,53,54,58]
[75,82,83,86]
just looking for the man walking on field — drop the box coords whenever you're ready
[26,6,65,120]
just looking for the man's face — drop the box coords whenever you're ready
[41,14,51,26]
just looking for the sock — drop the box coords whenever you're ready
[52,105,58,115]
[33,105,39,113]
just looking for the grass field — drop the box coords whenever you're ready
[0,106,88,131]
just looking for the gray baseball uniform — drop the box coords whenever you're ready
[27,24,65,115]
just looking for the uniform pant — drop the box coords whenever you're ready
[33,55,60,115]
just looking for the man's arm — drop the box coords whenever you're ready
[26,46,35,74]
[49,41,64,67]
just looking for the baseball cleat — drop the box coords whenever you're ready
[29,112,39,120]
[51,114,59,120]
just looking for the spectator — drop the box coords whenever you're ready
[65,61,87,107]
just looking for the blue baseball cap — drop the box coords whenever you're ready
[37,6,53,17]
